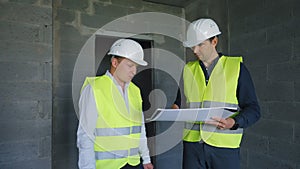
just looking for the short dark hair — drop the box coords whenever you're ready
[208,36,218,42]
[111,55,123,59]
[111,55,124,63]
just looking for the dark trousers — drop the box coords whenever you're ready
[121,163,142,169]
[183,141,240,169]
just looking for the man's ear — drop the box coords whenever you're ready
[111,57,119,68]
[212,37,218,46]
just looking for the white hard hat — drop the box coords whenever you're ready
[108,39,147,66]
[183,18,221,48]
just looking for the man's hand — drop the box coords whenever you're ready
[143,163,154,169]
[205,117,235,130]
[171,104,179,109]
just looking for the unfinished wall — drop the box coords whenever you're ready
[228,0,300,168]
[0,0,52,169]
[3,0,298,168]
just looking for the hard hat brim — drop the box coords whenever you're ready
[183,40,204,48]
[109,53,148,66]
[130,58,148,66]
[107,39,147,66]
[183,31,221,48]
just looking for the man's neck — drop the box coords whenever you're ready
[108,69,126,92]
[113,76,125,91]
[203,53,219,68]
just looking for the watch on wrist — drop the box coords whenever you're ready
[230,119,239,130]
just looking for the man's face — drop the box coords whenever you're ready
[114,58,138,83]
[191,39,215,62]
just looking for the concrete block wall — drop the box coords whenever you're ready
[228,0,300,168]
[53,0,90,168]
[3,0,298,168]
[0,0,52,169]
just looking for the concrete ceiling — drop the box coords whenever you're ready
[143,0,194,8]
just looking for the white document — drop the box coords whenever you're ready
[147,107,237,122]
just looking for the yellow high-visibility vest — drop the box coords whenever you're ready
[183,56,244,148]
[82,75,142,168]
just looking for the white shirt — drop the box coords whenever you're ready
[77,71,151,169]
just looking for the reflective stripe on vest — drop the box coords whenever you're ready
[82,75,142,168]
[202,101,239,109]
[183,56,244,148]
[95,147,139,160]
[187,102,202,108]
[95,126,142,136]
[201,123,243,134]
[184,123,200,131]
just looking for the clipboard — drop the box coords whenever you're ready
[147,107,237,122]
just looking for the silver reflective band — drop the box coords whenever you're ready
[184,123,200,131]
[95,147,139,160]
[187,102,202,108]
[202,101,239,110]
[201,123,243,134]
[129,147,139,156]
[131,126,141,134]
[188,101,239,110]
[95,126,141,136]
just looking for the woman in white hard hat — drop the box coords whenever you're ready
[77,39,153,169]
[173,18,261,169]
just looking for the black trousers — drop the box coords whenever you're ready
[121,163,142,169]
[183,141,240,169]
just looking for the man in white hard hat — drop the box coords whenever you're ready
[173,18,261,169]
[77,39,153,169]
